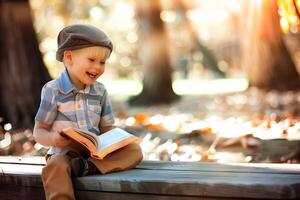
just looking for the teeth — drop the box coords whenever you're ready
[87,72,97,78]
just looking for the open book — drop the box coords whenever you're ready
[61,127,140,159]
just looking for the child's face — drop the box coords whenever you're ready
[65,46,110,90]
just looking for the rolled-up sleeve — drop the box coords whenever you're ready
[35,85,57,125]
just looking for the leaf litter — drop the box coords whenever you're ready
[1,88,299,163]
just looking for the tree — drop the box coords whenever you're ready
[172,0,226,79]
[0,0,51,130]
[129,0,179,106]
[241,0,300,90]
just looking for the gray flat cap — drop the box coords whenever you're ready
[56,24,113,61]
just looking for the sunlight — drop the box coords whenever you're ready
[4,123,12,131]
[221,161,300,171]
[102,79,248,96]
[90,7,104,21]
[160,10,177,23]
[278,0,300,33]
[115,1,134,19]
[101,80,143,95]
[0,163,42,174]
[173,78,248,95]
[0,132,11,149]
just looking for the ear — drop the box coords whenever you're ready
[63,51,73,66]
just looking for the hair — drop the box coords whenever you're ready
[63,46,111,65]
[83,46,111,60]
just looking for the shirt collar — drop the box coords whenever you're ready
[57,69,100,95]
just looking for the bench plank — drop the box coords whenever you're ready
[0,156,45,165]
[1,157,300,199]
[1,156,300,174]
[75,191,222,200]
[138,160,300,174]
[74,169,300,199]
[0,185,45,200]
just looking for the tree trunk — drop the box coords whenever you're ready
[0,0,51,131]
[241,0,300,90]
[129,0,179,106]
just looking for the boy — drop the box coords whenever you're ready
[33,24,143,200]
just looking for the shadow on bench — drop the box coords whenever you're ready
[1,156,300,199]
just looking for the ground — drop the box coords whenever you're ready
[1,81,299,164]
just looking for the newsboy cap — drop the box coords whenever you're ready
[56,24,113,61]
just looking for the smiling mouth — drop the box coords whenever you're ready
[86,72,98,79]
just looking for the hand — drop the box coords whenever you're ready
[52,131,71,148]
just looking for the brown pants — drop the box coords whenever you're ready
[41,143,143,200]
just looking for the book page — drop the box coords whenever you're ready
[72,128,99,147]
[96,128,138,152]
[61,127,99,155]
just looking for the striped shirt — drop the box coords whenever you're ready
[35,69,114,154]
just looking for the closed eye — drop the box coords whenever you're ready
[88,58,95,62]
[100,61,106,65]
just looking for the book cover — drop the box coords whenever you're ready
[61,127,140,159]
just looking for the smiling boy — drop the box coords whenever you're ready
[33,24,143,200]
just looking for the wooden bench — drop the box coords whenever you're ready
[1,156,300,199]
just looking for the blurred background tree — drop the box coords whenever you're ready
[0,0,51,130]
[171,0,226,79]
[128,0,179,105]
[241,0,300,90]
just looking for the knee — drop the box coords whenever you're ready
[42,154,71,177]
[128,143,143,162]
